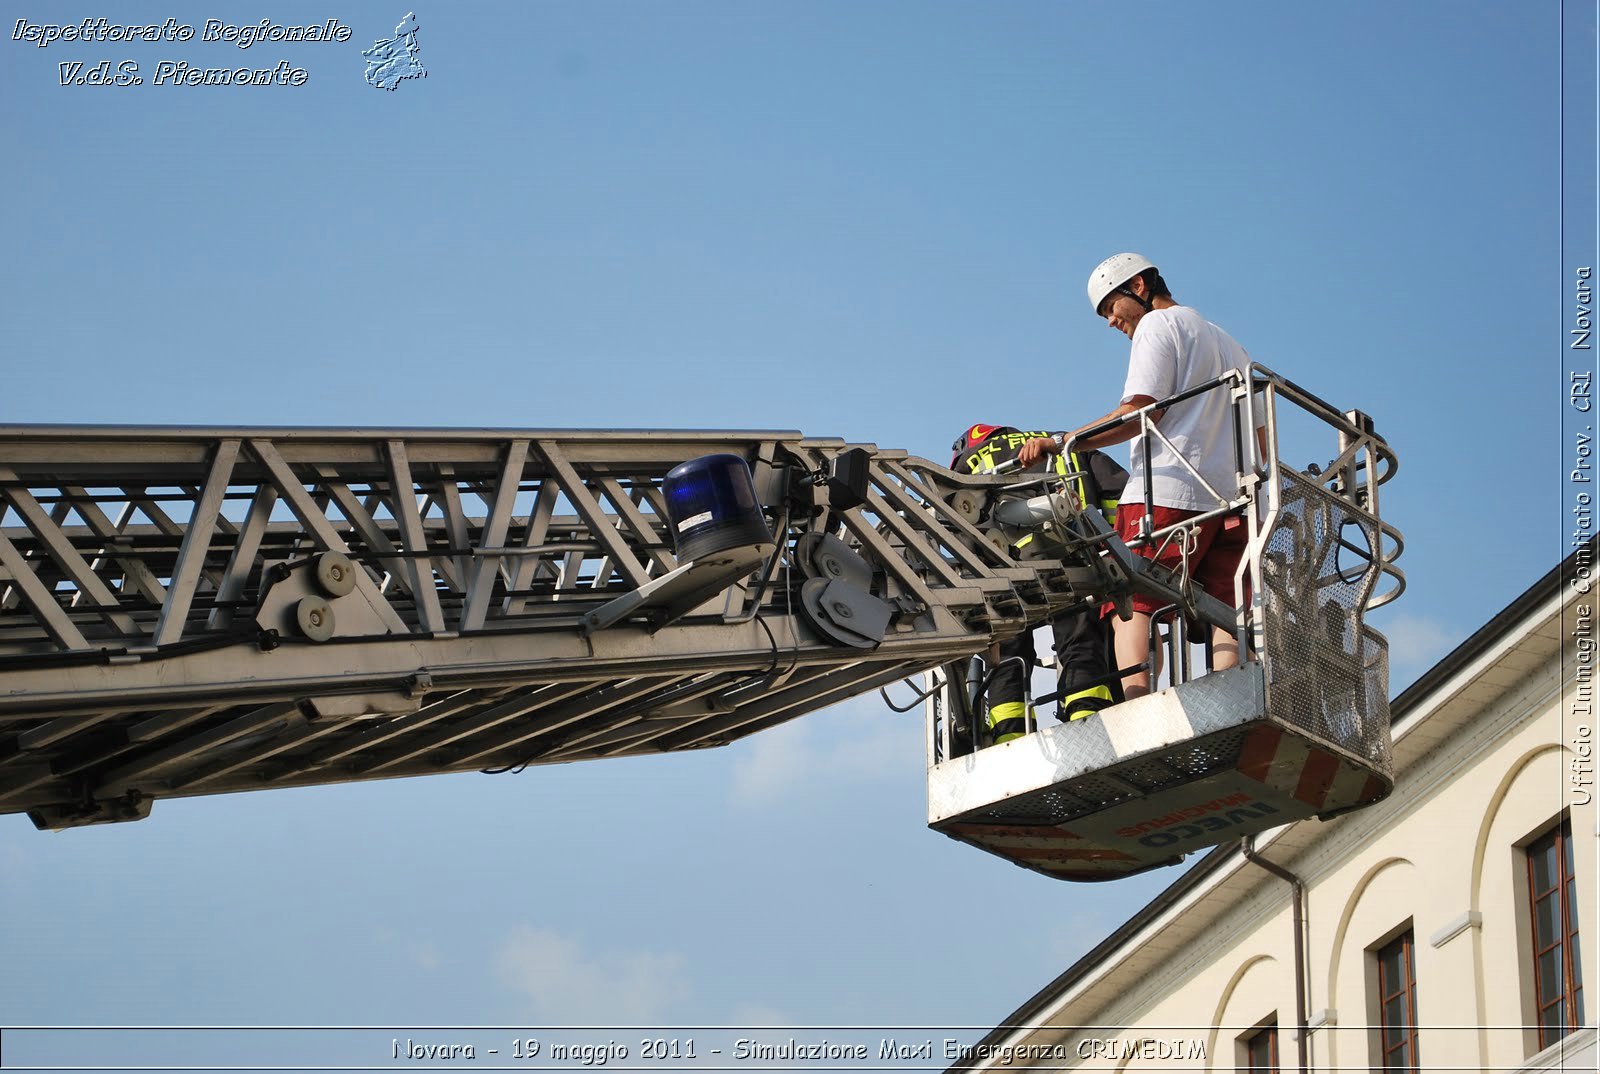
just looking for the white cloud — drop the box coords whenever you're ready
[1375,612,1459,687]
[410,940,440,971]
[728,695,921,807]
[496,926,691,1024]
[729,720,808,804]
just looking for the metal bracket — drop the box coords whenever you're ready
[582,543,773,636]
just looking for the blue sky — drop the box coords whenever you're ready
[0,0,1579,1063]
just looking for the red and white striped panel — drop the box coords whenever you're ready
[1234,726,1387,813]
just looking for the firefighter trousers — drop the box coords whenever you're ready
[985,609,1120,743]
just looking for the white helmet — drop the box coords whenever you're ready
[1087,252,1156,314]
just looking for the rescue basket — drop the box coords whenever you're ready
[925,365,1403,880]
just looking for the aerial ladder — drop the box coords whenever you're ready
[0,366,1401,881]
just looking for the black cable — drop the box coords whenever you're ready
[753,612,782,678]
[485,508,804,777]
[481,590,792,778]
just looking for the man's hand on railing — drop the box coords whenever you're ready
[1017,435,1062,468]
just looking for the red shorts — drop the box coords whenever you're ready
[1108,504,1250,617]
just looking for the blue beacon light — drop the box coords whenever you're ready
[663,454,773,563]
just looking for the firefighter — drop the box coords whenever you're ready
[951,423,1128,744]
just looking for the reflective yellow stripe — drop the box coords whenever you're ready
[988,700,1033,743]
[1064,450,1120,525]
[1067,452,1091,514]
[1061,684,1114,720]
[988,701,1030,725]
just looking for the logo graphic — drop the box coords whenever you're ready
[363,12,425,90]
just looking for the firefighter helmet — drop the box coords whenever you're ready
[951,423,1004,466]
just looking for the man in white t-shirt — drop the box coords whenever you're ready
[1019,253,1263,699]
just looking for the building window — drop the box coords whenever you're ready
[1376,930,1420,1072]
[1528,817,1584,1048]
[1240,1020,1277,1074]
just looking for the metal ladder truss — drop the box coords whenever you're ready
[924,365,1406,881]
[0,426,1079,830]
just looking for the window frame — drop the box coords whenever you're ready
[1238,1017,1278,1074]
[1526,815,1584,1049]
[1375,928,1420,1073]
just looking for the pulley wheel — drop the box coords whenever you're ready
[948,490,984,524]
[313,551,357,597]
[797,577,878,649]
[296,596,336,642]
[794,532,873,589]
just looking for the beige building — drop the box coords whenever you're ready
[952,549,1596,1074]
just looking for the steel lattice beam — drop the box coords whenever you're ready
[0,425,1077,830]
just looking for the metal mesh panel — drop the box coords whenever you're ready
[974,778,1138,826]
[1112,756,1188,787]
[1140,726,1251,777]
[1059,774,1141,805]
[973,788,1088,825]
[969,726,1254,825]
[1260,470,1392,770]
